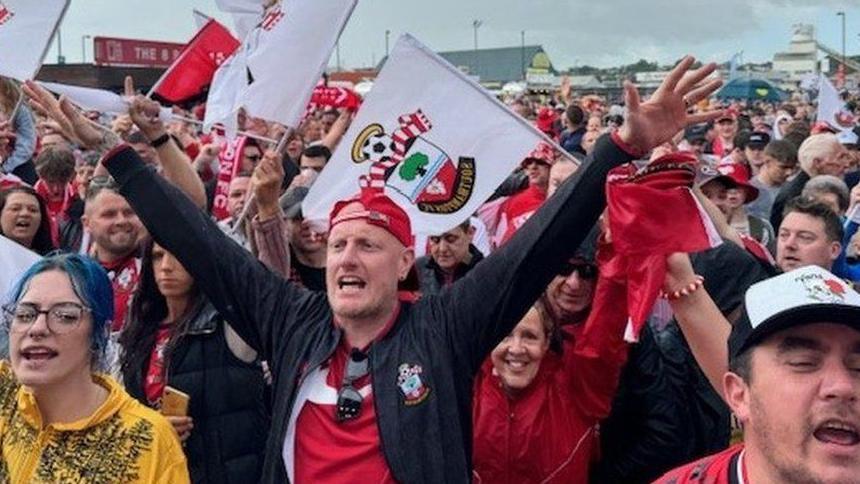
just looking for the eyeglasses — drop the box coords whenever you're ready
[2,302,90,334]
[557,261,598,279]
[336,349,369,422]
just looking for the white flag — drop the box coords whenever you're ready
[39,82,172,121]
[0,0,69,81]
[203,45,249,138]
[817,74,857,139]
[0,235,39,303]
[239,0,357,128]
[303,34,556,235]
[215,0,265,40]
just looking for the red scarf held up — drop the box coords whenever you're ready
[212,135,248,221]
[604,152,721,341]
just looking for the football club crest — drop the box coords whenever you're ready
[0,2,14,25]
[397,363,430,406]
[351,109,476,214]
[797,273,846,303]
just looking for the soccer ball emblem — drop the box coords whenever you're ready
[362,133,395,163]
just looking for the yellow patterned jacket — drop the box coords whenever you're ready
[0,362,190,483]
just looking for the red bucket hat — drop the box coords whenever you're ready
[718,162,759,203]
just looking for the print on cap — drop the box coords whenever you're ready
[397,363,430,406]
[798,272,846,304]
[350,109,476,214]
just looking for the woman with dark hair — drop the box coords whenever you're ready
[0,185,55,255]
[0,253,189,482]
[120,240,268,484]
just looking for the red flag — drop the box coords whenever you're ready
[604,152,721,341]
[151,19,239,105]
[308,85,361,110]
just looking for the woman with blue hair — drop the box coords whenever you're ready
[0,253,190,483]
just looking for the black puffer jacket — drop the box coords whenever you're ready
[124,303,269,484]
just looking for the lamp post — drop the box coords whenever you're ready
[472,19,482,76]
[837,11,846,87]
[57,27,65,64]
[385,29,390,58]
[81,35,91,63]
[521,30,526,81]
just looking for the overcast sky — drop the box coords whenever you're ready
[51,0,860,70]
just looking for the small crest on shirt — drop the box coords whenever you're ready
[397,363,430,406]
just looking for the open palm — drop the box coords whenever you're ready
[618,56,724,154]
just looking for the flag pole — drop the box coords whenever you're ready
[232,125,295,231]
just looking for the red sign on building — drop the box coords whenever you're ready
[93,36,185,68]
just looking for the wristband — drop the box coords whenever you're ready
[150,133,171,148]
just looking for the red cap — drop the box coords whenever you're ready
[329,188,414,249]
[718,162,759,203]
[520,141,558,168]
[717,108,738,122]
[536,107,558,134]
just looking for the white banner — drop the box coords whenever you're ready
[0,0,69,81]
[0,235,39,303]
[303,34,555,235]
[39,82,172,121]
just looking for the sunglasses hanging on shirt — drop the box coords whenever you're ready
[336,349,369,422]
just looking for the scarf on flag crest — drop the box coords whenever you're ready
[604,152,721,342]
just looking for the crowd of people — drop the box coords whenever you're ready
[0,51,859,484]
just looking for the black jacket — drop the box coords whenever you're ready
[124,302,269,484]
[105,134,634,483]
[769,170,810,230]
[594,242,775,483]
[415,244,484,296]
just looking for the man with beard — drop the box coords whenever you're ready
[657,260,860,483]
[81,178,142,331]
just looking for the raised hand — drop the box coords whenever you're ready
[618,56,724,155]
[252,150,285,220]
[125,76,166,141]
[23,80,103,149]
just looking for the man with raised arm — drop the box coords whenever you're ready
[23,57,722,483]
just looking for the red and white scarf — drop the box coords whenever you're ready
[212,135,249,221]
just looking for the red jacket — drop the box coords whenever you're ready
[472,272,630,483]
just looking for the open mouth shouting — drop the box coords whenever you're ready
[337,276,367,292]
[814,419,860,447]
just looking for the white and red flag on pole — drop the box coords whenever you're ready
[303,34,566,235]
[817,74,857,142]
[150,18,240,105]
[0,0,69,81]
[204,0,357,133]
[239,0,357,128]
